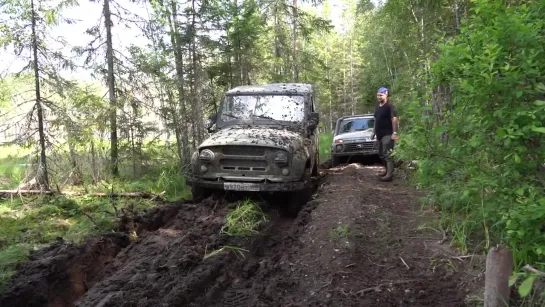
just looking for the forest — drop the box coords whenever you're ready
[1,0,545,305]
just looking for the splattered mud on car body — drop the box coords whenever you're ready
[198,126,304,153]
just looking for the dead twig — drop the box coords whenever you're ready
[523,264,545,276]
[345,263,356,268]
[400,256,410,270]
[438,227,448,244]
[319,279,333,290]
[356,280,416,296]
[451,255,475,261]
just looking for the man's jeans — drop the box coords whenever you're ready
[377,135,395,162]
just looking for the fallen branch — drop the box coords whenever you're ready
[0,190,166,200]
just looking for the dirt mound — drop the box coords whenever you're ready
[0,233,130,307]
[1,165,478,307]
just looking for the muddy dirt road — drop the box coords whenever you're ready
[1,164,479,307]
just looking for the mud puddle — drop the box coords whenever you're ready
[1,164,479,307]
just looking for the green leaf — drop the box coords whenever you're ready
[534,100,545,106]
[514,153,521,164]
[531,127,545,134]
[509,273,520,287]
[518,274,536,297]
[516,188,524,196]
[516,91,523,98]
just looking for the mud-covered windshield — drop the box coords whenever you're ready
[337,117,375,135]
[220,94,305,123]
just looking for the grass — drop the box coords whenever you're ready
[0,146,33,190]
[0,195,157,292]
[319,131,333,163]
[203,245,249,260]
[221,199,269,237]
[0,143,192,292]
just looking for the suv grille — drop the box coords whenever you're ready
[222,146,265,156]
[220,159,267,171]
[217,145,274,173]
[343,141,375,152]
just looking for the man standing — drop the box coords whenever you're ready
[371,87,399,182]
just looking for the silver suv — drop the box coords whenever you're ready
[330,114,377,166]
[187,83,320,213]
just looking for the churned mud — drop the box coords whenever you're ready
[0,164,481,307]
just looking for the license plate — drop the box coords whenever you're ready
[224,182,261,191]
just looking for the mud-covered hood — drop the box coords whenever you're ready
[333,129,374,142]
[199,126,304,152]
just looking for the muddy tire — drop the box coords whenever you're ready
[191,185,212,202]
[312,154,319,176]
[286,168,312,217]
[332,156,341,167]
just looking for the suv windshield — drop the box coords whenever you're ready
[337,117,375,135]
[220,94,305,123]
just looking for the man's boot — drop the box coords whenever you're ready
[379,160,394,182]
[377,160,387,177]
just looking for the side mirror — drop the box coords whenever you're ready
[206,113,217,133]
[308,112,319,132]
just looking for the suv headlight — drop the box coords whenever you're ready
[274,151,288,166]
[198,149,215,162]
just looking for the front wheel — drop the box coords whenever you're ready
[286,168,312,217]
[191,185,212,202]
[332,155,342,167]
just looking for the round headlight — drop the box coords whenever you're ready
[274,151,288,165]
[198,149,215,162]
[335,144,343,152]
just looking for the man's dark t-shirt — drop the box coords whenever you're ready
[374,102,397,138]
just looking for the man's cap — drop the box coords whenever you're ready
[377,87,389,95]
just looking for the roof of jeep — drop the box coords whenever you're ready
[225,83,313,95]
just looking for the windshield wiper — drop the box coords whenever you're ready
[222,113,240,120]
[253,114,285,125]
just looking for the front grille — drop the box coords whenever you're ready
[220,159,268,171]
[343,142,375,152]
[222,146,265,156]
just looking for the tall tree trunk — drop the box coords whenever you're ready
[167,89,184,163]
[349,34,355,115]
[104,0,119,177]
[292,0,299,82]
[191,0,203,145]
[30,0,49,190]
[90,138,98,184]
[166,0,190,167]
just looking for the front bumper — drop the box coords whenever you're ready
[186,177,308,192]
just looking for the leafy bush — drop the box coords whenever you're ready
[397,0,545,268]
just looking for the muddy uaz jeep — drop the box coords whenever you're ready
[187,83,320,211]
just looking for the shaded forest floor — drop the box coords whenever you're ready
[0,163,485,307]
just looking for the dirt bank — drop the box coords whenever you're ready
[0,164,480,307]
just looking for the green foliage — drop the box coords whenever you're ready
[0,244,32,292]
[397,0,545,273]
[221,199,269,236]
[319,131,333,163]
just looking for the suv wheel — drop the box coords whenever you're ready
[312,155,319,176]
[332,156,341,167]
[191,185,212,202]
[286,168,312,217]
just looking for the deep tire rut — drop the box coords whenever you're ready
[0,164,478,307]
